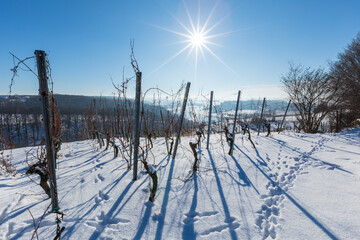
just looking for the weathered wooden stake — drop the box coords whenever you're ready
[206,91,214,149]
[230,90,241,155]
[133,72,142,181]
[172,82,191,160]
[160,109,170,154]
[257,97,266,136]
[113,109,117,157]
[278,99,291,133]
[35,50,59,211]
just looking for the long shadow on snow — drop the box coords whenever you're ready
[232,140,268,167]
[181,172,198,239]
[133,201,154,240]
[91,154,171,240]
[7,201,47,240]
[234,144,340,240]
[229,155,260,194]
[208,150,238,240]
[180,146,203,239]
[62,170,130,239]
[60,151,109,175]
[88,180,135,240]
[120,155,171,240]
[154,155,174,240]
[267,137,353,174]
[59,149,96,165]
[60,162,128,202]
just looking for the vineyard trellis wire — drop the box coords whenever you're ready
[3,45,345,240]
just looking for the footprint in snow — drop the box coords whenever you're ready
[201,219,240,236]
[94,174,105,183]
[95,190,110,204]
[183,211,218,224]
[6,222,16,237]
[86,211,130,231]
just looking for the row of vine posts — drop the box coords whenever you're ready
[6,48,296,239]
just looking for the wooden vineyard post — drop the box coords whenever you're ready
[206,91,214,149]
[257,97,266,136]
[113,108,117,157]
[132,71,142,181]
[172,82,191,160]
[230,90,241,156]
[35,50,59,211]
[278,99,291,133]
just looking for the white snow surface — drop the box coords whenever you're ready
[1,129,360,240]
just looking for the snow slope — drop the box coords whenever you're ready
[1,129,360,239]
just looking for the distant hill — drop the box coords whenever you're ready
[0,94,128,114]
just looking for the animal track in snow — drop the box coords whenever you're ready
[200,216,240,236]
[6,222,16,237]
[95,174,105,183]
[256,184,284,239]
[254,138,331,239]
[95,190,110,204]
[86,211,130,231]
[183,211,218,225]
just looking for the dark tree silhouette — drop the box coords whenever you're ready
[281,63,342,133]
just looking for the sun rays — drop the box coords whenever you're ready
[147,0,236,79]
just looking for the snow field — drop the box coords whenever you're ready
[1,129,360,239]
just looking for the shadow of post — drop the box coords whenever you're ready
[62,170,130,239]
[229,155,259,194]
[254,147,268,167]
[7,202,44,240]
[88,180,135,240]
[155,155,176,240]
[207,150,238,240]
[133,202,154,240]
[182,172,198,239]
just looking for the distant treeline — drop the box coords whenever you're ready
[0,94,121,115]
[0,94,190,148]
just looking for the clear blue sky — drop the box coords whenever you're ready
[1,0,359,100]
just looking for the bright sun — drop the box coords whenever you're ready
[190,32,205,47]
[148,1,236,79]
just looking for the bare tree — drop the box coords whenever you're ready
[281,63,342,133]
[329,33,360,124]
[112,75,134,170]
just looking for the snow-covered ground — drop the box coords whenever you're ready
[1,129,360,239]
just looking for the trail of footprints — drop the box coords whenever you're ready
[256,137,329,239]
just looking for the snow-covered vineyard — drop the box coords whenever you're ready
[1,129,359,239]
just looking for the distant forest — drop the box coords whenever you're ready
[0,94,117,115]
[0,94,293,148]
[0,94,175,148]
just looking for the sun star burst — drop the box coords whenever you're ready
[190,32,206,47]
[147,0,237,79]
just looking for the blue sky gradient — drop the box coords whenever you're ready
[1,0,359,100]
